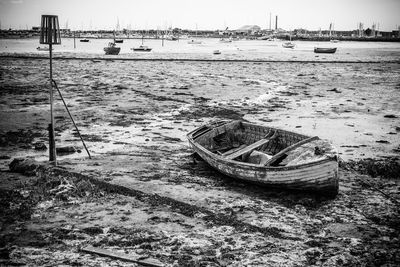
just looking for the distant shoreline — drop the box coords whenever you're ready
[1,36,400,42]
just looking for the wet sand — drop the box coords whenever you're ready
[1,56,400,266]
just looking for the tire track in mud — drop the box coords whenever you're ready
[39,167,299,241]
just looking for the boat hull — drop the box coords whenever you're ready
[314,47,337,54]
[187,121,339,195]
[36,47,52,51]
[282,43,295,48]
[132,48,152,52]
[104,47,121,55]
[188,40,202,44]
[131,46,152,52]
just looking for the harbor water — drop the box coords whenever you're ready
[1,37,400,62]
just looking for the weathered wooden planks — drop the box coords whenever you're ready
[224,138,272,160]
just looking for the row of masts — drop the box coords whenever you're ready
[57,16,387,37]
[265,12,386,38]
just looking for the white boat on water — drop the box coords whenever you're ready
[164,34,178,41]
[282,42,295,48]
[132,35,152,52]
[131,45,152,52]
[213,50,221,55]
[219,38,232,43]
[282,34,295,48]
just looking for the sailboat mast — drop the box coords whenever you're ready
[269,13,271,31]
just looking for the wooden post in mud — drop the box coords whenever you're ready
[49,42,57,164]
[73,31,76,49]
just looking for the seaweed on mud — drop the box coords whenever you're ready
[0,129,43,147]
[340,158,400,179]
[0,189,37,225]
[175,105,244,120]
[193,96,211,103]
[47,168,293,240]
[0,84,43,96]
[75,133,106,142]
[130,88,189,103]
[35,167,104,200]
[94,227,164,247]
[82,226,104,235]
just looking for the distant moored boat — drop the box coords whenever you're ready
[165,35,179,41]
[104,42,121,55]
[282,42,295,48]
[188,39,202,44]
[314,47,337,54]
[36,46,52,51]
[219,38,232,43]
[131,45,152,52]
[80,38,89,42]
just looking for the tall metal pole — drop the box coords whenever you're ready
[49,42,57,165]
[269,13,271,31]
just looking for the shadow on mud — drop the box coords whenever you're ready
[181,153,336,209]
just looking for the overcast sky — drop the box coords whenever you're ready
[1,0,399,31]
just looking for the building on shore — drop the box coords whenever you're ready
[235,25,261,35]
[1,24,399,41]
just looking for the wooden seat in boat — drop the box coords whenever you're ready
[224,131,277,160]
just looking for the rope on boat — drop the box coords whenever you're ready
[51,79,92,159]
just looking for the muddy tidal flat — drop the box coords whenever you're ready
[1,46,400,266]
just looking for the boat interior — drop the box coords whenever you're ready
[191,121,336,166]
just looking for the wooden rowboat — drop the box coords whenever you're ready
[187,120,339,195]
